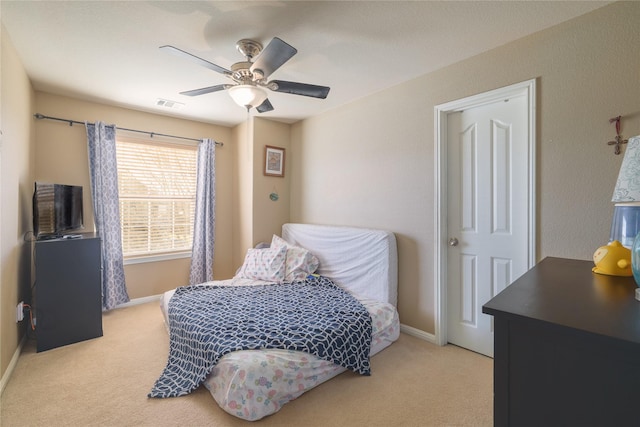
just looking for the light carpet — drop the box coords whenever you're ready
[1,301,493,426]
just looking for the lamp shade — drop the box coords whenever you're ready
[612,135,640,202]
[228,85,268,109]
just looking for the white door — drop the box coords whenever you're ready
[444,85,533,357]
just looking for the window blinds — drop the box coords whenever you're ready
[116,139,198,258]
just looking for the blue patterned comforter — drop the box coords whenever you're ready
[149,276,372,398]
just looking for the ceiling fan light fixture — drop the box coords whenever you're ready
[228,84,268,110]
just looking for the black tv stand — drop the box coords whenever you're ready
[37,234,62,241]
[35,232,103,352]
[37,233,84,241]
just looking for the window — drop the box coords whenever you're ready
[116,138,198,260]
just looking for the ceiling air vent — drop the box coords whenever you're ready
[156,98,185,110]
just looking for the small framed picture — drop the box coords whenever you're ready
[264,145,285,177]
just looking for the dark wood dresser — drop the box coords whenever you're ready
[482,257,640,427]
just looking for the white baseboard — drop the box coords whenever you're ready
[0,335,27,397]
[116,300,438,344]
[2,295,161,396]
[118,299,440,346]
[1,303,437,397]
[400,323,437,344]
[119,299,440,346]
[115,294,162,309]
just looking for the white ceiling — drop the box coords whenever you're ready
[2,1,610,127]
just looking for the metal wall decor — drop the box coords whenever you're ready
[607,115,628,155]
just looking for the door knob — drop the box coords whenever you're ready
[448,237,459,246]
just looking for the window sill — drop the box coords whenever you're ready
[124,251,191,265]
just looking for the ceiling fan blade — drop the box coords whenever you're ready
[250,37,297,79]
[270,80,330,99]
[179,84,230,97]
[256,98,274,113]
[160,45,231,76]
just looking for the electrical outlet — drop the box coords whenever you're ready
[16,302,24,322]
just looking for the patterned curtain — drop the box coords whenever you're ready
[189,138,216,285]
[86,121,130,310]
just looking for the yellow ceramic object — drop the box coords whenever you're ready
[592,240,633,276]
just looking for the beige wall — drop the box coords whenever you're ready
[253,118,291,244]
[33,93,236,297]
[1,24,36,382]
[232,119,253,269]
[232,117,292,267]
[291,2,640,334]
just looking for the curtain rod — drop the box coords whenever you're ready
[33,113,223,146]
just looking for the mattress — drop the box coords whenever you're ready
[160,288,399,421]
[282,223,398,306]
[158,223,400,420]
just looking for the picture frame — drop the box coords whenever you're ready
[264,145,285,177]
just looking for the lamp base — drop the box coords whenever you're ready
[609,205,640,248]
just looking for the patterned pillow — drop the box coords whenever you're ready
[271,235,320,281]
[236,246,287,282]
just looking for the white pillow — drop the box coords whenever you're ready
[271,235,320,281]
[236,246,287,282]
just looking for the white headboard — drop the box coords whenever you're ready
[282,223,398,307]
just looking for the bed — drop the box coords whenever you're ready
[151,223,400,421]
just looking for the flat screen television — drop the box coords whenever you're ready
[33,182,84,239]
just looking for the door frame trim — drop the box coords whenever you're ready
[433,79,537,346]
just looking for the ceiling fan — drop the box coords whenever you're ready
[161,37,330,113]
